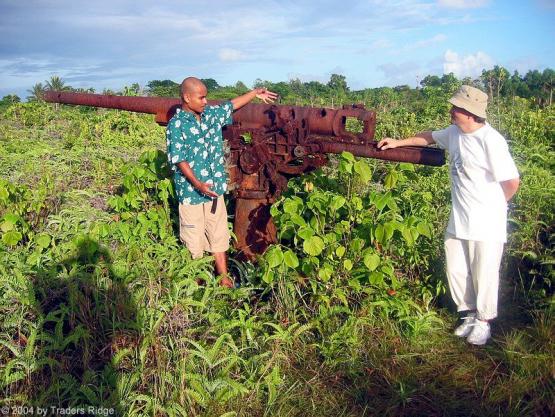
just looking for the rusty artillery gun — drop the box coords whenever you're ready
[44,91,445,260]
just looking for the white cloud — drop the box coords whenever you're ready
[378,60,422,85]
[438,0,490,8]
[0,0,550,99]
[443,49,495,77]
[218,48,245,62]
[403,33,447,51]
[506,56,540,75]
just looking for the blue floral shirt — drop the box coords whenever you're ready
[166,102,233,205]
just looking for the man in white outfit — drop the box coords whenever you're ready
[377,85,520,345]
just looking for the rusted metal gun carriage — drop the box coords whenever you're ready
[44,91,445,260]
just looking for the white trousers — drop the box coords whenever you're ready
[444,233,504,321]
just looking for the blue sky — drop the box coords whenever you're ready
[0,0,553,99]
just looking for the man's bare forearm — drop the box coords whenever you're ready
[176,161,217,197]
[377,131,435,150]
[177,161,201,188]
[378,130,435,150]
[231,88,277,110]
[396,131,435,146]
[231,89,259,111]
[500,178,520,201]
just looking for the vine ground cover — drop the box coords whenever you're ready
[0,93,553,416]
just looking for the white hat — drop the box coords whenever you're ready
[448,85,488,119]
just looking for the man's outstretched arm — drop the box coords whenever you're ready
[231,88,278,110]
[377,131,435,150]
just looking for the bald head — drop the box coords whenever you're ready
[181,77,206,99]
[180,77,208,116]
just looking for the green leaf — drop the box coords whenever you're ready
[303,236,325,256]
[26,250,41,266]
[0,188,8,200]
[384,171,398,190]
[343,259,353,271]
[284,249,299,268]
[339,159,353,174]
[270,204,280,217]
[290,213,307,227]
[323,232,338,244]
[335,245,346,258]
[330,195,346,211]
[35,233,51,249]
[98,223,110,238]
[283,198,303,214]
[382,264,395,277]
[318,263,333,282]
[400,226,415,246]
[262,270,275,284]
[369,271,384,285]
[350,238,365,252]
[399,162,415,171]
[2,230,22,246]
[354,160,372,183]
[283,199,300,214]
[3,213,20,224]
[266,246,284,269]
[341,151,355,162]
[375,224,385,243]
[384,222,395,241]
[1,221,15,233]
[301,260,314,275]
[351,195,363,210]
[375,193,389,210]
[416,222,432,238]
[363,252,381,271]
[297,226,315,240]
[1,214,20,233]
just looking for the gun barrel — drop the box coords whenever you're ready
[43,91,184,125]
[43,91,377,140]
[317,141,445,166]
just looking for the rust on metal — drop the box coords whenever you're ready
[43,91,182,125]
[44,91,446,260]
[317,141,445,166]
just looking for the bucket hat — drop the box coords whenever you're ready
[448,85,488,119]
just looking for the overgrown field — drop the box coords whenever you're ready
[0,89,553,416]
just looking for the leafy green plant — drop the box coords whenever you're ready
[0,79,553,417]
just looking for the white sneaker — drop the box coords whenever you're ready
[454,314,476,337]
[466,320,491,345]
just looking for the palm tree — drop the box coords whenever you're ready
[45,75,71,110]
[27,82,46,101]
[45,75,71,92]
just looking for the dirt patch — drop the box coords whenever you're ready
[90,195,108,211]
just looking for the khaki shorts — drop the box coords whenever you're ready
[178,195,231,259]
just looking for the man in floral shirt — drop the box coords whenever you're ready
[166,77,277,287]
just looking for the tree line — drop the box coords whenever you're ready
[2,66,553,109]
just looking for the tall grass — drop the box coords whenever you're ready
[0,98,553,416]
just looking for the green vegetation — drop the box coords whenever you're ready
[0,71,553,416]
